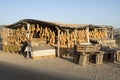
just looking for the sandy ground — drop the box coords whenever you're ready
[0,51,120,80]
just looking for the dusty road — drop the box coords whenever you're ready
[0,62,84,80]
[0,52,120,80]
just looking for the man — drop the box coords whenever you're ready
[24,40,31,58]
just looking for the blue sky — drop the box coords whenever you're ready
[0,0,120,28]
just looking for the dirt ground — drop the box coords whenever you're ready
[0,51,120,80]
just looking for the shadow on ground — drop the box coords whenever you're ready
[0,61,89,80]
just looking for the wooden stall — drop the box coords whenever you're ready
[1,19,118,61]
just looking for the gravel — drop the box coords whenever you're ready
[0,51,120,80]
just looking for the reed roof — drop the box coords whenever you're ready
[4,19,112,29]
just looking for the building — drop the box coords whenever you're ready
[1,19,119,65]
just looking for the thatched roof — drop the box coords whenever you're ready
[4,19,113,29]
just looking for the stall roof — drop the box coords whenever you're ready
[4,19,113,29]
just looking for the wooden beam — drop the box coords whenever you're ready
[26,23,30,39]
[66,29,69,48]
[56,27,60,57]
[86,27,90,43]
[75,29,77,45]
[111,28,114,39]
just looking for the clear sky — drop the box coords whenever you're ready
[0,0,120,28]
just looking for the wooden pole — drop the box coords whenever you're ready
[111,27,114,39]
[75,29,77,45]
[66,29,69,48]
[87,27,90,43]
[21,21,30,40]
[27,23,30,39]
[57,27,60,57]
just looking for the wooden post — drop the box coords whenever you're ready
[27,23,30,31]
[21,21,30,40]
[66,29,69,48]
[75,29,77,45]
[111,27,114,39]
[66,29,70,56]
[79,53,89,66]
[57,27,60,57]
[116,51,120,61]
[27,23,30,39]
[86,27,90,43]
